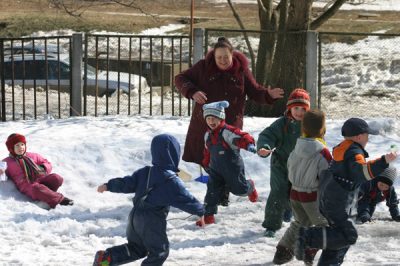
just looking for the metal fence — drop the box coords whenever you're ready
[204,29,400,119]
[0,34,191,121]
[83,34,191,117]
[318,32,400,119]
[2,30,400,121]
[0,36,72,120]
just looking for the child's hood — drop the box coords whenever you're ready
[292,138,324,159]
[151,134,180,172]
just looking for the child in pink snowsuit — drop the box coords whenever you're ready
[0,133,73,208]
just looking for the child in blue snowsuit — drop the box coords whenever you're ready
[196,100,258,226]
[295,118,398,265]
[357,167,400,223]
[93,134,205,266]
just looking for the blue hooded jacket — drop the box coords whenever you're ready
[106,134,204,217]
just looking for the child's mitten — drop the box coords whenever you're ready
[247,144,257,153]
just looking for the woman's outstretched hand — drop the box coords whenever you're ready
[267,86,284,99]
[192,91,208,104]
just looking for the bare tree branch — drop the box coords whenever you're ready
[226,0,256,73]
[310,0,347,30]
[111,0,145,13]
[48,0,149,18]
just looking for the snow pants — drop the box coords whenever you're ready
[19,173,64,208]
[304,176,359,266]
[278,198,328,250]
[204,169,251,215]
[262,164,291,231]
[204,138,251,216]
[107,206,169,266]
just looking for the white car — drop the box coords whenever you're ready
[3,54,149,97]
[3,43,64,56]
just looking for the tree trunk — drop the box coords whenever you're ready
[266,0,312,117]
[245,0,278,116]
[246,0,313,117]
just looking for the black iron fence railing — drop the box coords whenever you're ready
[1,30,399,121]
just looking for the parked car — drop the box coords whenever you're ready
[2,54,149,97]
[3,43,65,56]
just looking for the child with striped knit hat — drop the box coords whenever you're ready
[256,88,311,237]
[196,100,259,226]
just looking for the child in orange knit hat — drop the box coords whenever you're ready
[256,88,310,237]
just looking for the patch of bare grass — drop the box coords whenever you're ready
[0,0,398,39]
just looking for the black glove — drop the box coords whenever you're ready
[392,216,400,222]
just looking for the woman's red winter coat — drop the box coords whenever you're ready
[175,50,275,164]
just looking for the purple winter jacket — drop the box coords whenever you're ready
[175,50,275,164]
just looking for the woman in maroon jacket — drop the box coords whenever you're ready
[175,37,284,165]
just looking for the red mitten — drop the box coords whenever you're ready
[196,216,205,227]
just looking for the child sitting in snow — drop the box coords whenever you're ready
[0,133,73,209]
[357,167,400,223]
[94,134,205,266]
[197,100,258,226]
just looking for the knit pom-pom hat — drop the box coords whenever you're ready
[287,88,310,112]
[376,167,397,187]
[6,133,26,156]
[203,100,230,120]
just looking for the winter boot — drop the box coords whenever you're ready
[196,214,215,226]
[247,179,259,202]
[93,250,111,266]
[204,214,215,224]
[219,188,230,206]
[60,197,74,206]
[295,227,308,261]
[283,209,292,222]
[264,228,276,238]
[272,245,294,265]
[304,248,318,266]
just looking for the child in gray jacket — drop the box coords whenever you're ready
[273,110,331,265]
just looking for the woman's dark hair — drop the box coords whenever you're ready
[213,37,233,52]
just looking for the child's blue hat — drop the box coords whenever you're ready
[203,101,229,120]
[341,118,379,137]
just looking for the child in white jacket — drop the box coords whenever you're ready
[273,110,331,266]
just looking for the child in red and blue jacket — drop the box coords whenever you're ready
[196,100,258,226]
[357,167,400,223]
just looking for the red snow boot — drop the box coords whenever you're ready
[196,215,215,226]
[247,179,258,202]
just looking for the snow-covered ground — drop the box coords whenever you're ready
[1,115,400,265]
[210,0,400,11]
[0,2,400,265]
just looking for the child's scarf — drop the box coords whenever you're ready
[301,134,327,147]
[13,155,45,182]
